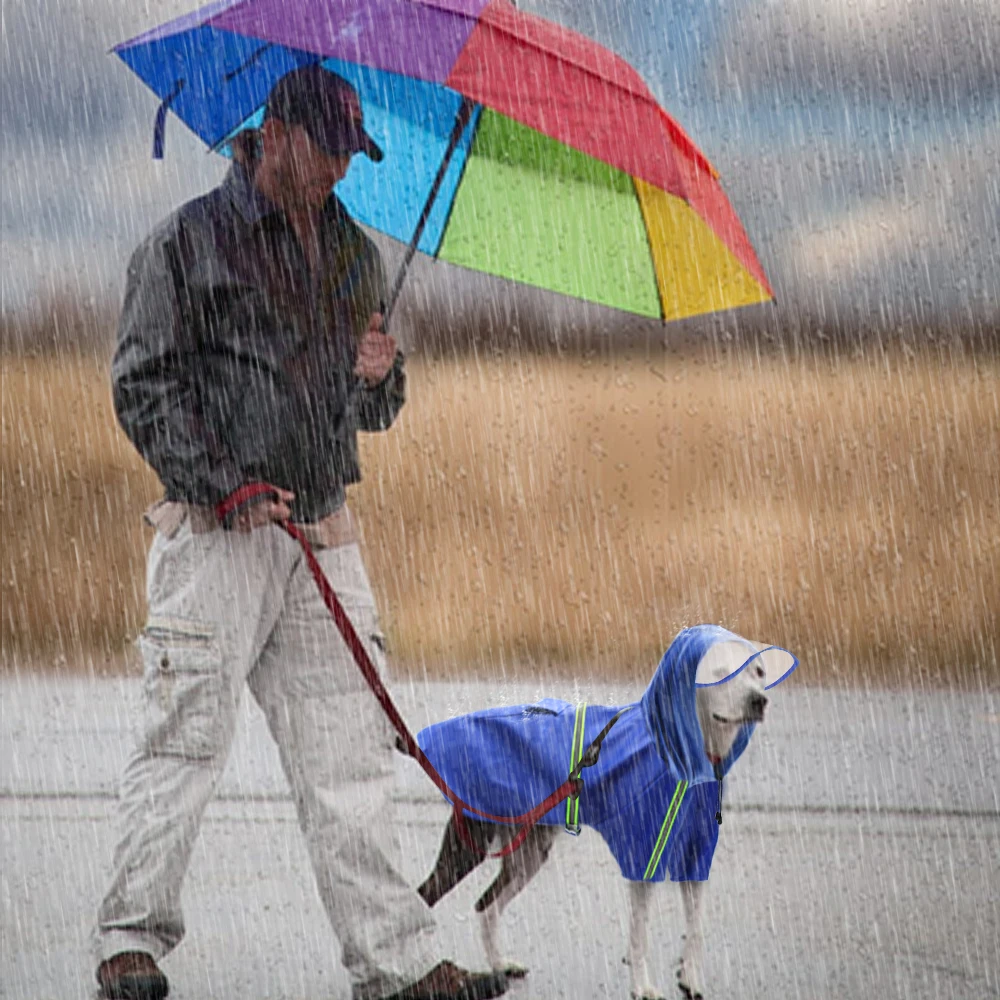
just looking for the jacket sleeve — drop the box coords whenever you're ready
[111,227,245,505]
[356,349,407,432]
[355,246,407,432]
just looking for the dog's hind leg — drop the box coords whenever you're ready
[677,880,706,1000]
[417,815,493,908]
[474,825,556,978]
[627,881,665,1000]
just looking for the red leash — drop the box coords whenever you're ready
[217,483,583,858]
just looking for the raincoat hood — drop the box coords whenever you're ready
[642,625,743,783]
[641,625,726,785]
[640,624,800,784]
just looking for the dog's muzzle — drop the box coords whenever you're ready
[713,693,768,725]
[746,693,768,722]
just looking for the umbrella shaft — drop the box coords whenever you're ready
[383,97,475,323]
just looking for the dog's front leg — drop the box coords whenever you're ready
[627,881,664,1000]
[677,880,706,999]
[478,896,505,974]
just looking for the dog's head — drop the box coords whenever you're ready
[641,626,797,784]
[695,654,769,763]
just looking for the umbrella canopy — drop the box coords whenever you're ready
[116,0,774,323]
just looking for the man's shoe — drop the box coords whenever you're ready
[380,961,507,1000]
[96,951,169,1000]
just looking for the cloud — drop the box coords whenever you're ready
[2,1,226,305]
[714,0,999,105]
[0,1,197,148]
[2,125,226,307]
[772,128,1000,323]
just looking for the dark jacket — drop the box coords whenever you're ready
[112,162,405,523]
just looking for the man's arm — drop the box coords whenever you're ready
[111,227,245,505]
[357,347,406,431]
[355,249,406,432]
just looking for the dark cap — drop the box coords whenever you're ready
[264,65,383,163]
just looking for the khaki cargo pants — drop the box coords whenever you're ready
[93,506,438,998]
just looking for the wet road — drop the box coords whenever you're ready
[3,672,998,999]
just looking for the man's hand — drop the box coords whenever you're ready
[233,487,295,533]
[354,313,397,387]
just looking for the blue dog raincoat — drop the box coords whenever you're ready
[417,625,797,882]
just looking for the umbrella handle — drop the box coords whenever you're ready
[381,96,476,325]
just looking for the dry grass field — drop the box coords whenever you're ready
[2,348,998,687]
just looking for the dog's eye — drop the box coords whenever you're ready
[755,666,765,679]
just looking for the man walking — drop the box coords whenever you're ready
[94,66,507,1000]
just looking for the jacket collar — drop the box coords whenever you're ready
[224,160,280,226]
[223,160,350,230]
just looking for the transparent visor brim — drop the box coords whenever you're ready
[694,640,799,689]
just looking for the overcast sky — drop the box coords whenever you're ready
[2,0,997,333]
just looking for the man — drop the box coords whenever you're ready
[94,66,508,1000]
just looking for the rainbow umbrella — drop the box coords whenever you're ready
[115,0,774,323]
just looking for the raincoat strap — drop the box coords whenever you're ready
[565,703,587,834]
[642,779,688,880]
[714,759,725,825]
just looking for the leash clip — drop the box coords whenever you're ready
[564,705,632,837]
[565,776,585,836]
[713,759,725,826]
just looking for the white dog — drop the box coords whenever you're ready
[407,626,798,999]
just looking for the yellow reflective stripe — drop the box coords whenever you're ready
[643,780,688,880]
[566,703,587,828]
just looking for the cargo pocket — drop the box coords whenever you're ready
[139,616,223,761]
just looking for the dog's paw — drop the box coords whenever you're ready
[500,962,528,979]
[675,968,704,1000]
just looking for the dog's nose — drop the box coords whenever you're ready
[749,694,768,718]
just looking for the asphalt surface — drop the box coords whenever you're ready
[2,670,998,1000]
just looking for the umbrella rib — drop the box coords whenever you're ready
[222,42,275,82]
[406,0,480,22]
[383,96,476,320]
[631,176,667,323]
[432,105,484,259]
